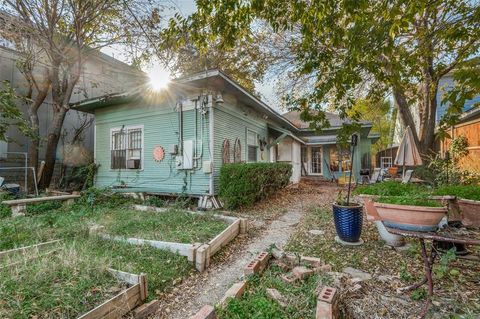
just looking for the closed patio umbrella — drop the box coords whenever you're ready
[395,126,423,178]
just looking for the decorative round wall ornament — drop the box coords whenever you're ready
[153,146,165,162]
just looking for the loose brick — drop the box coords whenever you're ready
[292,266,314,280]
[301,256,322,267]
[316,301,335,319]
[285,253,299,264]
[272,260,290,272]
[315,264,333,273]
[190,305,217,319]
[318,287,337,304]
[316,287,337,319]
[255,251,271,272]
[244,259,260,276]
[280,273,298,284]
[219,281,247,304]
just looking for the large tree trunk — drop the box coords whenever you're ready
[393,86,437,157]
[39,107,68,189]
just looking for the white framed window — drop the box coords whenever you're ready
[110,125,143,169]
[380,157,392,169]
[247,129,258,163]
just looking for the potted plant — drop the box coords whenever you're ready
[373,196,447,232]
[333,191,363,243]
[433,184,480,227]
[332,134,363,244]
[387,166,399,176]
[354,181,429,246]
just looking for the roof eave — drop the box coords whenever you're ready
[71,92,139,113]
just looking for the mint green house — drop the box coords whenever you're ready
[75,70,379,207]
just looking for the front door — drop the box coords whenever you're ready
[311,147,322,174]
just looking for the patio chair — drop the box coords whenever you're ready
[402,169,414,183]
[369,168,381,184]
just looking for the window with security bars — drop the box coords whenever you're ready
[247,130,258,162]
[111,126,143,169]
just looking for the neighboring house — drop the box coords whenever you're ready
[74,69,379,205]
[0,43,146,184]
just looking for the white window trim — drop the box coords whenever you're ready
[109,125,144,171]
[246,129,258,163]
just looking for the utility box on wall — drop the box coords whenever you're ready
[182,140,194,169]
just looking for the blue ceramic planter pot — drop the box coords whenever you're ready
[333,203,363,243]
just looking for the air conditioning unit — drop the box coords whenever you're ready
[127,159,140,169]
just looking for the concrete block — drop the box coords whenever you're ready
[133,299,160,319]
[190,305,216,319]
[244,259,260,276]
[271,248,285,259]
[219,281,246,304]
[11,204,26,217]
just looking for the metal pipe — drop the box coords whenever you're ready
[209,95,214,195]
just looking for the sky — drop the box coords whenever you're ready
[102,0,279,110]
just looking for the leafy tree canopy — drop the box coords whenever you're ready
[164,0,480,154]
[0,81,36,142]
[347,98,395,155]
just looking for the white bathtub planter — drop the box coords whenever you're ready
[92,205,247,272]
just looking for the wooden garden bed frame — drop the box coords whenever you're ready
[0,239,62,269]
[78,269,148,319]
[93,205,247,272]
[2,194,80,217]
[0,240,149,319]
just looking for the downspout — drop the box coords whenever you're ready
[178,100,184,155]
[209,95,215,195]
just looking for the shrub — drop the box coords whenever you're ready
[219,163,292,209]
[354,180,428,196]
[433,185,480,201]
[376,196,443,207]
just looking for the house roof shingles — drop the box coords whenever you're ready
[282,110,371,129]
